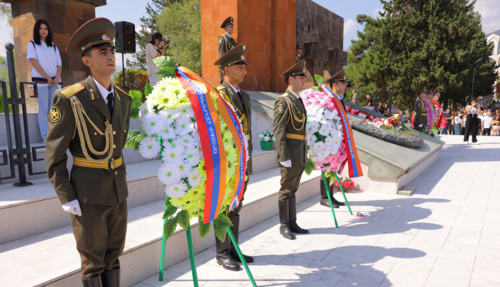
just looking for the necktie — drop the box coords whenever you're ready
[107,93,113,120]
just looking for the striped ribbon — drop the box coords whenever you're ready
[321,85,363,178]
[176,68,227,223]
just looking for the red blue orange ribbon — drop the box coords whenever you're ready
[321,85,363,178]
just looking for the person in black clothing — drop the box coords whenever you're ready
[464,99,481,143]
[366,94,372,107]
[377,102,385,115]
[444,109,454,135]
[296,43,304,63]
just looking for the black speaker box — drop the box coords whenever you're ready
[115,21,136,53]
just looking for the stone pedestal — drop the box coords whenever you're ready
[1,0,106,112]
[201,0,296,92]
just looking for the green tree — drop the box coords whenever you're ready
[346,14,390,105]
[378,0,497,110]
[157,0,201,75]
[126,0,172,70]
[0,3,12,27]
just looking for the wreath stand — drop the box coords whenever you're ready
[321,171,353,228]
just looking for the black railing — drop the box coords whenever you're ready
[0,43,46,186]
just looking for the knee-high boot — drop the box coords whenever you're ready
[289,196,309,234]
[279,199,296,240]
[229,214,254,263]
[215,230,240,271]
[320,178,344,207]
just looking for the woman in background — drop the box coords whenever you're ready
[27,19,62,143]
[454,111,462,135]
[146,32,166,86]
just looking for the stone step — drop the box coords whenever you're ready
[0,167,322,287]
[0,148,278,244]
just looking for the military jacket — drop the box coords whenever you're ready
[273,89,307,165]
[414,97,427,129]
[295,54,304,63]
[218,33,237,57]
[217,81,253,175]
[46,76,131,206]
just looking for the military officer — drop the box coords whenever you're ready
[318,70,351,208]
[218,16,237,84]
[414,87,428,132]
[274,60,309,240]
[214,44,253,271]
[45,18,131,287]
[296,43,304,63]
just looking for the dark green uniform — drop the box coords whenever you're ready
[45,18,131,287]
[414,97,427,132]
[274,89,307,199]
[217,80,253,215]
[295,54,304,63]
[218,33,237,83]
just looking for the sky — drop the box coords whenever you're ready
[0,0,499,58]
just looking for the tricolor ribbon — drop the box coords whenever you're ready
[176,66,247,223]
[321,85,363,178]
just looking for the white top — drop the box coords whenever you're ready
[482,116,493,128]
[455,116,462,125]
[225,32,233,39]
[289,90,300,99]
[27,40,62,87]
[146,43,160,78]
[466,105,477,115]
[227,82,241,94]
[93,78,114,107]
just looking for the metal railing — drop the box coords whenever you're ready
[0,43,46,186]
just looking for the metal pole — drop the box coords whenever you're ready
[6,43,32,187]
[122,53,126,91]
[389,90,393,116]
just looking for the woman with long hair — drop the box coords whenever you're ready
[491,115,500,136]
[464,99,480,143]
[146,32,166,86]
[454,111,463,135]
[27,19,62,143]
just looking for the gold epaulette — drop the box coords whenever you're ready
[282,93,289,98]
[61,83,85,99]
[114,85,130,97]
[217,86,226,91]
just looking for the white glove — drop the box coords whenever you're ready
[419,124,423,127]
[62,199,82,216]
[281,159,292,168]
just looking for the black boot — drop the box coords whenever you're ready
[320,178,341,208]
[216,233,240,271]
[229,215,254,263]
[279,199,296,240]
[82,275,103,287]
[289,196,309,234]
[101,268,120,287]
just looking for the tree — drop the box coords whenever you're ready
[126,0,172,70]
[0,3,12,27]
[378,0,498,110]
[346,14,390,104]
[157,0,201,75]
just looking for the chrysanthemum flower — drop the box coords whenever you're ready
[143,113,162,136]
[165,182,188,199]
[139,136,161,159]
[139,101,149,119]
[187,169,203,189]
[184,146,201,167]
[158,162,182,186]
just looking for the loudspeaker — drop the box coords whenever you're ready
[115,21,136,53]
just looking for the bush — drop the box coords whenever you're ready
[113,69,149,98]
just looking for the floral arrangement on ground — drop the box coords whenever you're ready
[345,106,417,137]
[125,56,248,241]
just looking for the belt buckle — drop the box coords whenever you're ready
[110,158,116,169]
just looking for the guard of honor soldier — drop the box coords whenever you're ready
[295,43,304,63]
[414,87,428,132]
[45,18,131,287]
[218,17,237,84]
[214,44,254,270]
[273,60,309,240]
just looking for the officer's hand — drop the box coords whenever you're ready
[281,160,292,168]
[62,199,82,216]
[419,124,423,127]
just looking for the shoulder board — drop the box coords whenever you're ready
[114,85,130,97]
[282,93,289,98]
[60,83,85,99]
[217,86,226,90]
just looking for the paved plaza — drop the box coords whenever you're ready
[134,135,500,287]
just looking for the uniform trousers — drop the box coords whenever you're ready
[463,114,478,143]
[279,165,306,200]
[70,200,128,279]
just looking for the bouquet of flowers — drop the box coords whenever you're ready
[127,57,248,241]
[258,130,275,143]
[300,88,345,175]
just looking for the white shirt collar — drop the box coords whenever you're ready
[225,32,233,39]
[296,54,301,57]
[289,90,300,99]
[227,82,240,94]
[93,78,114,105]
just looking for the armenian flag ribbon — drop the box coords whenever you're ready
[321,85,363,178]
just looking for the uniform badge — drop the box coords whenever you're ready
[277,104,284,113]
[102,34,110,40]
[219,39,222,44]
[50,107,62,123]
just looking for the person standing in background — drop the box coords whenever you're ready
[454,111,463,135]
[411,111,417,128]
[414,88,427,132]
[218,17,237,84]
[27,19,62,143]
[146,32,166,86]
[352,89,359,105]
[366,94,372,107]
[482,110,493,136]
[464,99,480,143]
[296,43,304,63]
[444,109,454,135]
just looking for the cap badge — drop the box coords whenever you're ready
[102,34,110,40]
[243,46,246,50]
[241,55,245,60]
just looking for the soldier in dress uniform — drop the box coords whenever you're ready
[273,60,309,240]
[318,69,350,208]
[45,18,131,287]
[414,87,428,132]
[296,42,304,63]
[218,16,237,84]
[213,44,253,271]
